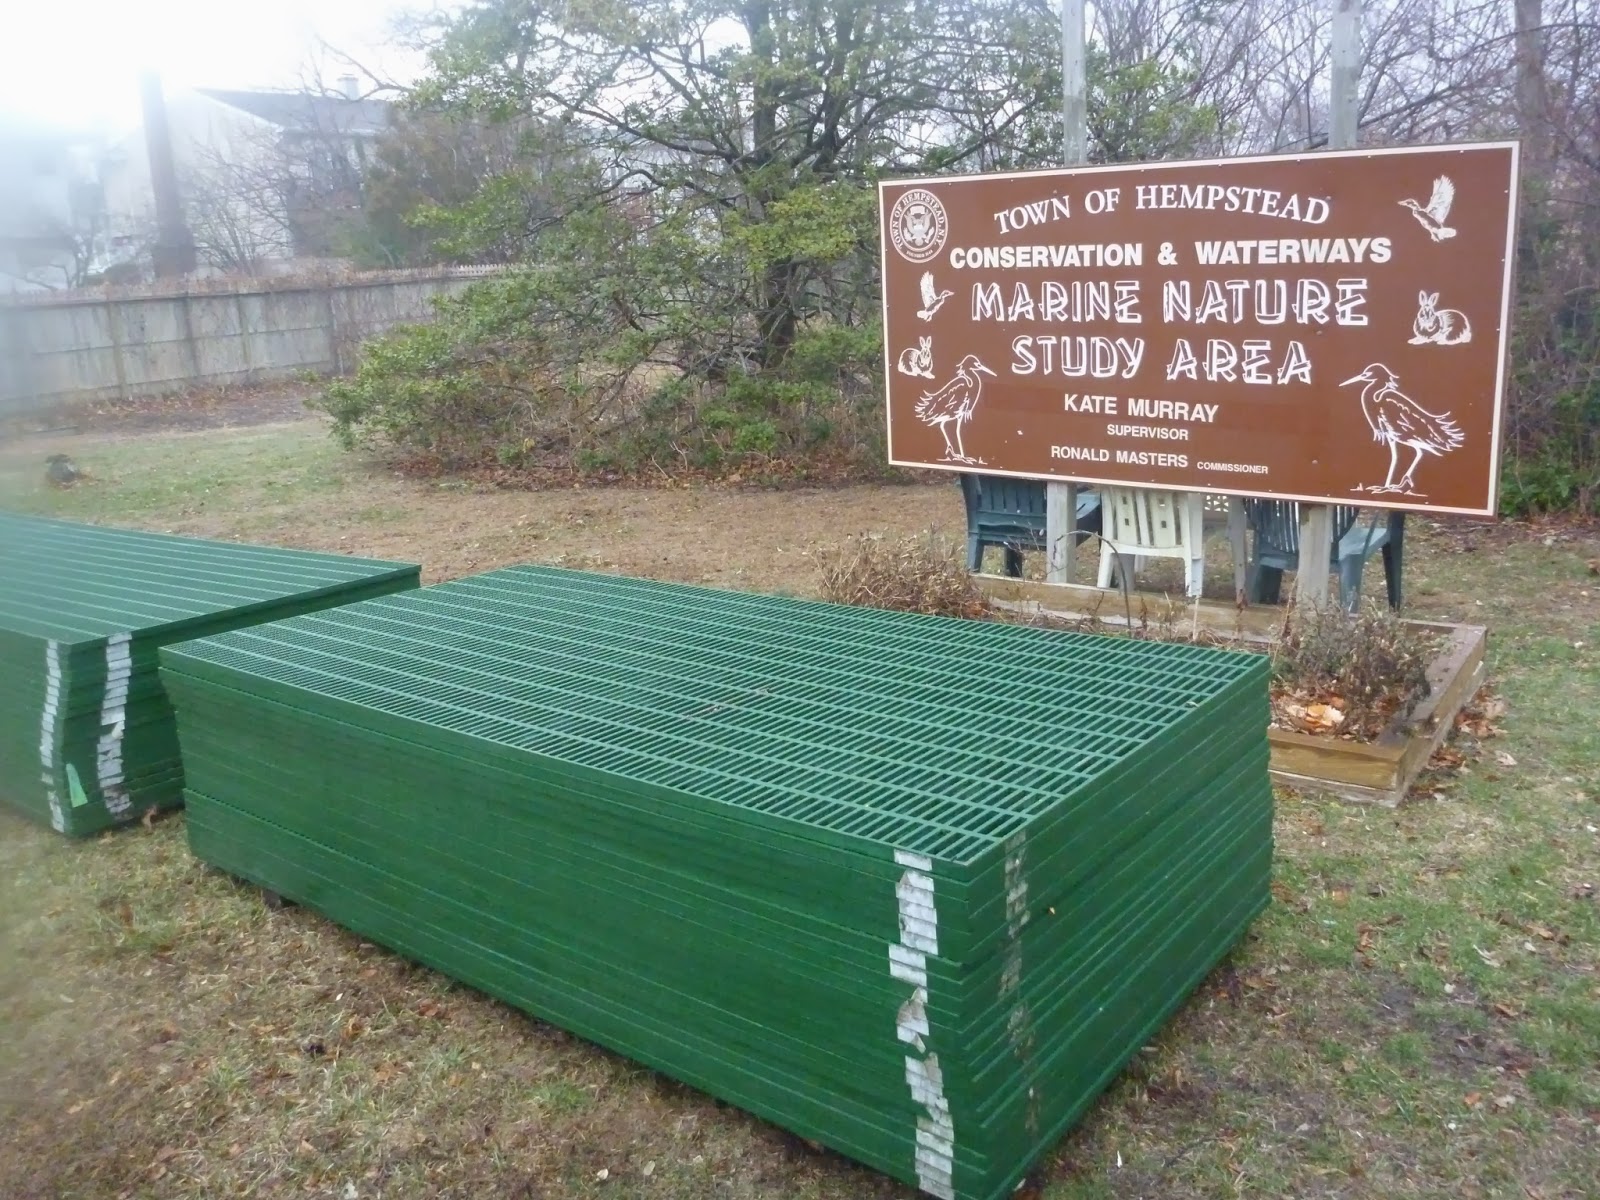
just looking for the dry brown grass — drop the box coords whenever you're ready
[813,531,992,618]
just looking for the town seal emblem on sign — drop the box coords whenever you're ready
[889,188,948,263]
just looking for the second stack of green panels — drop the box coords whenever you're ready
[161,565,1272,1199]
[0,514,419,835]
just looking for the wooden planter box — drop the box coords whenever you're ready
[1266,620,1485,807]
[974,576,1487,808]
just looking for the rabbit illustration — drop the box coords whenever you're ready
[896,335,935,379]
[1409,291,1472,346]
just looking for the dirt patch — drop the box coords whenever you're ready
[152,474,967,593]
[0,421,971,594]
[4,383,322,439]
[1422,512,1599,554]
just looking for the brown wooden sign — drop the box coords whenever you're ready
[879,143,1519,515]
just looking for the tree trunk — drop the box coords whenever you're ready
[743,0,800,370]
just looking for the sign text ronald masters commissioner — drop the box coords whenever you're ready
[877,142,1519,516]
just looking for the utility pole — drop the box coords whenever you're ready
[1514,0,1547,236]
[1297,0,1362,609]
[1061,1,1086,164]
[1046,0,1086,584]
[141,72,196,279]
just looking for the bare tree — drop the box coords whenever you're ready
[179,152,291,273]
[173,87,385,272]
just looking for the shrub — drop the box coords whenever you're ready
[1270,603,1437,731]
[814,534,992,620]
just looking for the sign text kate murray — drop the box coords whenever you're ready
[878,142,1519,515]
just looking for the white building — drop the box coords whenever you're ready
[0,120,109,292]
[101,79,393,275]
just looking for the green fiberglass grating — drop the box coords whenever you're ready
[0,514,419,835]
[162,564,1273,1200]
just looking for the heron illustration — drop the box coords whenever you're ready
[916,271,953,320]
[1341,363,1464,494]
[1399,175,1456,241]
[915,354,995,463]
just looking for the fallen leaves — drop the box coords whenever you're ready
[1284,700,1347,732]
[146,1145,181,1182]
[1354,924,1377,968]
[1274,690,1362,736]
[1572,882,1596,900]
[1455,690,1508,741]
[1495,751,1518,768]
[1475,946,1503,969]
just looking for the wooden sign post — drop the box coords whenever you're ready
[1047,0,1087,584]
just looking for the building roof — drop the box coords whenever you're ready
[197,89,393,138]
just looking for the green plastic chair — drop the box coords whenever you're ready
[960,474,1103,577]
[1245,500,1405,610]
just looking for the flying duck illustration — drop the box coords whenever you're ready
[1399,176,1456,241]
[916,271,953,320]
[1341,363,1464,494]
[915,354,995,464]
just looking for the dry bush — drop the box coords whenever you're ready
[813,533,991,619]
[1270,603,1437,732]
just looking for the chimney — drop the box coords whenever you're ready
[140,72,196,278]
[338,75,360,101]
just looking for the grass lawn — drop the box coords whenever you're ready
[1,419,1597,1200]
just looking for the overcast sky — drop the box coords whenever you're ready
[0,0,435,132]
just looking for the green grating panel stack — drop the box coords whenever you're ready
[0,514,420,836]
[160,565,1272,1200]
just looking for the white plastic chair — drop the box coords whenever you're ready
[1095,487,1206,598]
